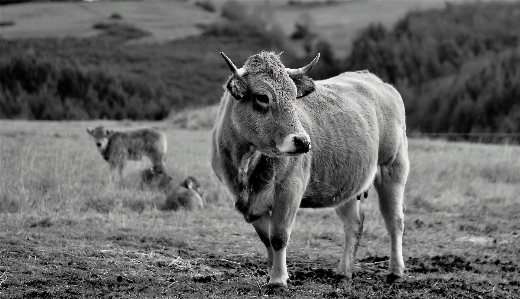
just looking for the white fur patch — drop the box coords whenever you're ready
[97,139,108,153]
[359,164,378,195]
[277,132,310,153]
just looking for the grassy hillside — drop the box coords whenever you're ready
[0,1,219,42]
[0,0,446,54]
[1,0,519,137]
[0,120,519,297]
[345,1,520,134]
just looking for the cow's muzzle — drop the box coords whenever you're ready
[277,133,311,155]
[291,135,311,154]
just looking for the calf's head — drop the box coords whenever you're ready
[141,164,173,190]
[221,51,319,156]
[86,126,114,155]
[181,176,206,200]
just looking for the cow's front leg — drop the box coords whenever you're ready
[251,212,273,279]
[268,179,304,292]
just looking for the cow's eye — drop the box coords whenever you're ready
[255,94,269,105]
[254,94,270,107]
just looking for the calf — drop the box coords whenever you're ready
[87,125,167,178]
[163,176,206,211]
[141,165,206,211]
[141,164,173,190]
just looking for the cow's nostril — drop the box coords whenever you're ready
[293,136,310,153]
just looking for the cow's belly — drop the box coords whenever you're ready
[299,140,378,208]
[300,165,377,208]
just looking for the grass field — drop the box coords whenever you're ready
[1,0,448,57]
[0,1,219,43]
[0,120,519,298]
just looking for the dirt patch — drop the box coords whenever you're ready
[1,227,518,299]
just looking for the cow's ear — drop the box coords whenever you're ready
[226,76,247,100]
[186,179,194,190]
[86,128,94,136]
[290,74,316,98]
[105,129,114,136]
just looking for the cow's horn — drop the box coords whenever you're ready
[286,53,320,77]
[220,52,246,78]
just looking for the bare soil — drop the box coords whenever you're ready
[1,217,518,299]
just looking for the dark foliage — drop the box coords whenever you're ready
[1,0,519,135]
[195,0,216,13]
[0,32,270,120]
[344,1,520,133]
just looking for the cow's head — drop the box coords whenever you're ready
[221,51,319,157]
[86,125,114,154]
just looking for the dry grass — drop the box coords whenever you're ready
[0,120,231,216]
[1,119,519,297]
[1,120,518,256]
[168,105,219,130]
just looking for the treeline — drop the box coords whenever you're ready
[0,19,271,120]
[1,1,519,135]
[344,2,520,133]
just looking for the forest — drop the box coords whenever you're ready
[1,1,519,134]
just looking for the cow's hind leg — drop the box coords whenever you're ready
[251,212,274,281]
[335,197,364,282]
[374,148,409,283]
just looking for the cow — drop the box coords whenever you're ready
[211,51,409,293]
[86,125,167,179]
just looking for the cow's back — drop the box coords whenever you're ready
[326,71,406,165]
[296,71,406,205]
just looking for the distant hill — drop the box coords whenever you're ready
[0,0,447,57]
[1,0,519,137]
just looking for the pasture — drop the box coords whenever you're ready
[0,120,519,298]
[0,0,447,56]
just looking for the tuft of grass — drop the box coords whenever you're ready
[169,105,219,130]
[109,13,123,20]
[92,22,151,40]
[195,0,217,13]
[480,162,520,184]
[0,20,15,27]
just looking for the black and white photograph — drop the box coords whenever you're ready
[0,0,519,297]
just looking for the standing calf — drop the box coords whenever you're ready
[87,125,167,178]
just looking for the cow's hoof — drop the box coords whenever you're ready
[338,277,352,287]
[335,273,352,286]
[385,273,403,284]
[266,283,289,295]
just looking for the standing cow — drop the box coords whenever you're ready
[87,125,167,179]
[211,51,409,292]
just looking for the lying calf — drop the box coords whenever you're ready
[163,176,206,211]
[141,165,206,211]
